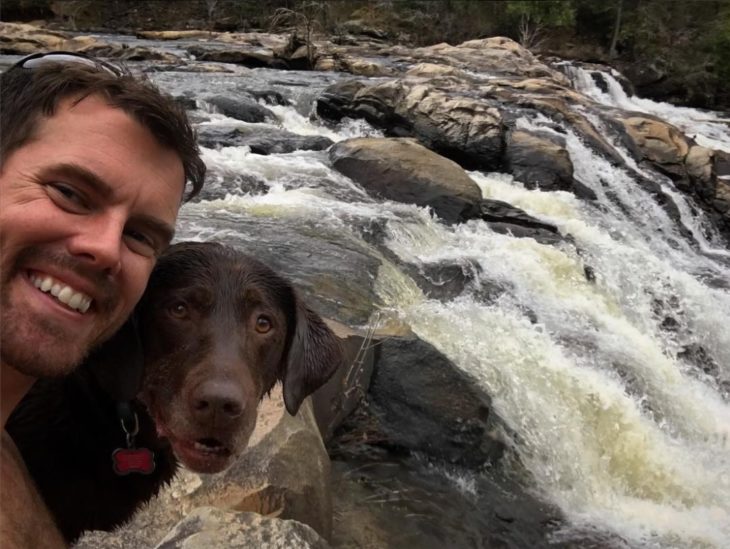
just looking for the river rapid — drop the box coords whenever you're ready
[3,38,729,548]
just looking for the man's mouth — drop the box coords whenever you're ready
[28,272,93,313]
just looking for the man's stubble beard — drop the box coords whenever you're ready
[0,248,120,378]
[0,289,91,377]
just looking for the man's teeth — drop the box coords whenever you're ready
[29,274,92,313]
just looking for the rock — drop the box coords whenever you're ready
[478,199,562,243]
[153,508,329,548]
[685,145,714,184]
[0,21,106,54]
[329,137,483,223]
[0,22,179,62]
[398,84,504,169]
[139,507,329,549]
[198,125,333,155]
[312,321,379,442]
[191,171,269,202]
[187,45,285,69]
[315,79,368,121]
[414,37,569,82]
[617,115,690,166]
[506,129,594,199]
[205,95,276,123]
[368,336,504,467]
[136,30,215,40]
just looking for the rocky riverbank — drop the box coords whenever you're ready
[3,21,729,548]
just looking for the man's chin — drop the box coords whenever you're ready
[0,333,88,379]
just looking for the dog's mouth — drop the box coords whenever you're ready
[147,403,236,474]
[168,435,234,474]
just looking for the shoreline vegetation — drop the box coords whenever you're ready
[3,0,730,111]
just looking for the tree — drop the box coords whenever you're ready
[505,0,575,50]
[269,1,328,68]
[608,0,623,58]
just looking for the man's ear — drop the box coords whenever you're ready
[281,297,343,416]
[86,316,145,402]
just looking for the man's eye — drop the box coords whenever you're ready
[46,183,89,213]
[123,229,157,258]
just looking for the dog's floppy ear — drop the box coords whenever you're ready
[281,297,343,416]
[86,316,145,402]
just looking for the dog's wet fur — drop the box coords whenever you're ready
[6,242,342,542]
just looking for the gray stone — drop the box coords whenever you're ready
[330,137,482,223]
[154,507,330,549]
[368,337,504,467]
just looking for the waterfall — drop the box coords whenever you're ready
[561,62,730,154]
[153,65,730,547]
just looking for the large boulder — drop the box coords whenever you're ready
[329,137,483,223]
[367,336,504,467]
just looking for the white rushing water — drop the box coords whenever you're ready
[174,73,730,548]
[562,63,730,153]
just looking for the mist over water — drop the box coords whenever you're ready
[160,61,730,547]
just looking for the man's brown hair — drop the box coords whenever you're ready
[0,60,205,200]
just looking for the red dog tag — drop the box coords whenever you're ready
[112,448,156,475]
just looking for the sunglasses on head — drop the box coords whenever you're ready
[12,51,122,76]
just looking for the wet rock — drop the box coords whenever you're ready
[205,95,276,123]
[198,125,332,155]
[506,129,596,199]
[315,79,368,121]
[246,89,291,106]
[192,171,269,202]
[329,137,482,223]
[478,198,566,245]
[368,336,504,467]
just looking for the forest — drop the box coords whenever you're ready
[3,1,729,108]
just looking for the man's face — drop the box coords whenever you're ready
[0,94,186,377]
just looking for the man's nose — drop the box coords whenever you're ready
[66,215,124,275]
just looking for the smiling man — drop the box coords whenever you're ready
[0,52,205,547]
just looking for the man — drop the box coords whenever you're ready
[0,52,206,547]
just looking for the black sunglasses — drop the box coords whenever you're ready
[12,51,122,76]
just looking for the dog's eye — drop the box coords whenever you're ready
[169,302,188,319]
[255,315,272,334]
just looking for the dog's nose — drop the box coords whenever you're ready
[190,381,245,423]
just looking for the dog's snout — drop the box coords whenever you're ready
[190,381,245,423]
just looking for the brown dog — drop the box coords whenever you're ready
[7,242,342,542]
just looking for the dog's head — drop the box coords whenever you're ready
[97,242,342,474]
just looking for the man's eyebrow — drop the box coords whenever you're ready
[46,162,176,247]
[47,162,115,197]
